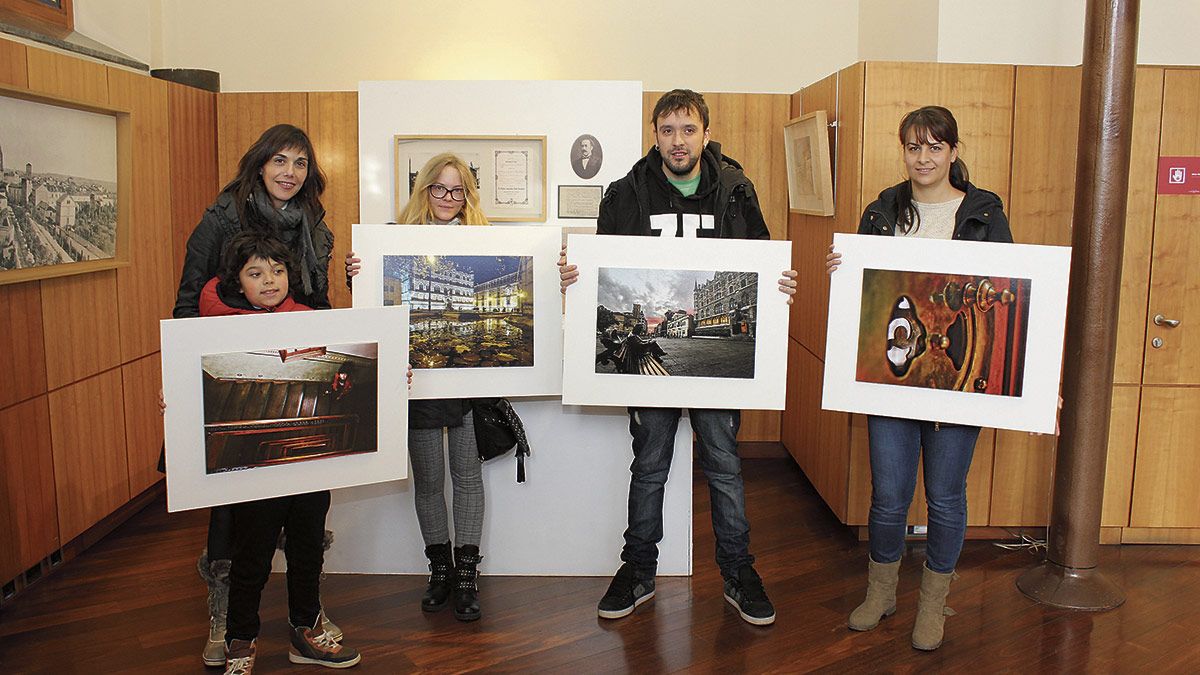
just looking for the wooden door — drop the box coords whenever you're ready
[1130,69,1200,528]
[1142,70,1200,385]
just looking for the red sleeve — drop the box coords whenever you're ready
[199,277,235,316]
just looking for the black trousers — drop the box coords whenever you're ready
[225,490,330,641]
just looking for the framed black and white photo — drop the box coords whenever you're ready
[569,133,603,179]
[562,234,791,409]
[822,233,1071,433]
[161,307,411,511]
[352,223,563,398]
[393,134,546,222]
[0,84,130,285]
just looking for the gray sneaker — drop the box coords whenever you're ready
[597,563,655,619]
[723,565,776,626]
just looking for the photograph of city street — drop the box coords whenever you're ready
[856,269,1032,396]
[383,254,534,368]
[0,95,118,272]
[595,267,758,379]
[201,342,379,474]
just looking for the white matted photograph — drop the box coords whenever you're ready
[822,233,1071,434]
[562,234,791,409]
[160,306,411,512]
[352,223,563,399]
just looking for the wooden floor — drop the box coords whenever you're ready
[2,458,1199,673]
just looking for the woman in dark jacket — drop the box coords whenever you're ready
[173,124,338,666]
[827,106,1012,652]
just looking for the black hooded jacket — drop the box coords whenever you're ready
[597,141,770,240]
[857,181,1012,243]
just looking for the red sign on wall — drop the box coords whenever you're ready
[1158,157,1200,194]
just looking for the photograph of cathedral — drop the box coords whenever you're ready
[595,266,758,379]
[383,254,534,368]
[0,94,118,274]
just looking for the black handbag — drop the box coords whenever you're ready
[470,398,531,482]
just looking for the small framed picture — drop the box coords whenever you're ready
[783,110,835,216]
[822,233,1071,433]
[557,185,603,219]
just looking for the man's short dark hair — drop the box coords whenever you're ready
[651,89,709,130]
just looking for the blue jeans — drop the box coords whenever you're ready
[621,407,753,580]
[867,416,979,574]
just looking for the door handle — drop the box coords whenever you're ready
[1153,314,1181,328]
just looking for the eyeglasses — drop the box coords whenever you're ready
[428,184,466,202]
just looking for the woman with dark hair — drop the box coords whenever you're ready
[172,124,339,668]
[827,105,1012,651]
[175,123,333,319]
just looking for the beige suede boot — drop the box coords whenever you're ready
[847,557,901,631]
[911,564,957,650]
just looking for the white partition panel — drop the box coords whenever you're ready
[318,399,692,575]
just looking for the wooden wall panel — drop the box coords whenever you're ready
[835,63,865,238]
[862,62,1013,208]
[1102,385,1140,527]
[216,93,308,186]
[792,72,837,355]
[0,396,59,582]
[24,44,108,106]
[49,369,129,542]
[784,338,850,520]
[167,83,219,280]
[121,355,163,495]
[847,413,871,524]
[1007,66,1081,247]
[0,36,27,87]
[307,91,359,311]
[989,432,1054,526]
[1113,67,1163,384]
[108,68,175,362]
[1130,386,1200,528]
[39,270,121,389]
[0,281,47,408]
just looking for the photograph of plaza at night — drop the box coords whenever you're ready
[595,267,758,379]
[383,254,534,368]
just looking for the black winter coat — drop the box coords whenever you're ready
[857,181,1013,243]
[172,192,334,318]
[597,141,770,240]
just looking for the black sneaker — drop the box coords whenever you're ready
[723,565,776,626]
[597,563,655,619]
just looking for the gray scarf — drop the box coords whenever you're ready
[250,184,319,296]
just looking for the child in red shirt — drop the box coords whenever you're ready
[206,231,360,673]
